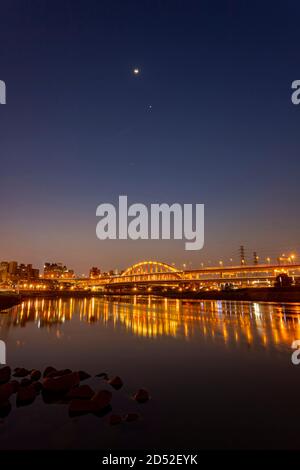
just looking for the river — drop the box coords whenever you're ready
[0,296,300,450]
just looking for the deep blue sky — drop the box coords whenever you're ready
[0,0,300,273]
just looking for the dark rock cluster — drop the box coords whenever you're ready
[0,365,150,425]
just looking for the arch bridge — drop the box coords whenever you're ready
[43,260,300,291]
[110,261,182,285]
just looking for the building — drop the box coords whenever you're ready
[17,264,39,280]
[0,261,39,282]
[8,261,18,275]
[0,261,9,272]
[89,267,101,279]
[0,262,9,282]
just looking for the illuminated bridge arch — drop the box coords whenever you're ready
[122,261,181,277]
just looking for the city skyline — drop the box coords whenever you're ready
[0,246,299,279]
[1,1,300,272]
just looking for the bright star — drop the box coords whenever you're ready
[133,68,140,75]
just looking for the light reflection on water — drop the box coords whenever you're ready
[1,296,300,450]
[1,296,300,350]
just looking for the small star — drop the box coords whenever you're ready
[133,68,140,75]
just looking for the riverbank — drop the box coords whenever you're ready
[169,286,300,303]
[2,286,300,311]
[18,286,300,303]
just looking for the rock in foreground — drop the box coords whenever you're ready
[133,389,150,403]
[30,369,41,381]
[13,367,30,378]
[0,382,15,402]
[78,370,91,381]
[108,376,123,390]
[17,384,37,406]
[69,389,112,416]
[0,366,11,384]
[124,412,140,422]
[43,372,80,393]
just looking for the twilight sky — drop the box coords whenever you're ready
[0,0,300,274]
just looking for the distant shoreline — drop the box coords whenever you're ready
[1,287,300,311]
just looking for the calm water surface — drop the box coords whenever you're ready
[1,296,300,450]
